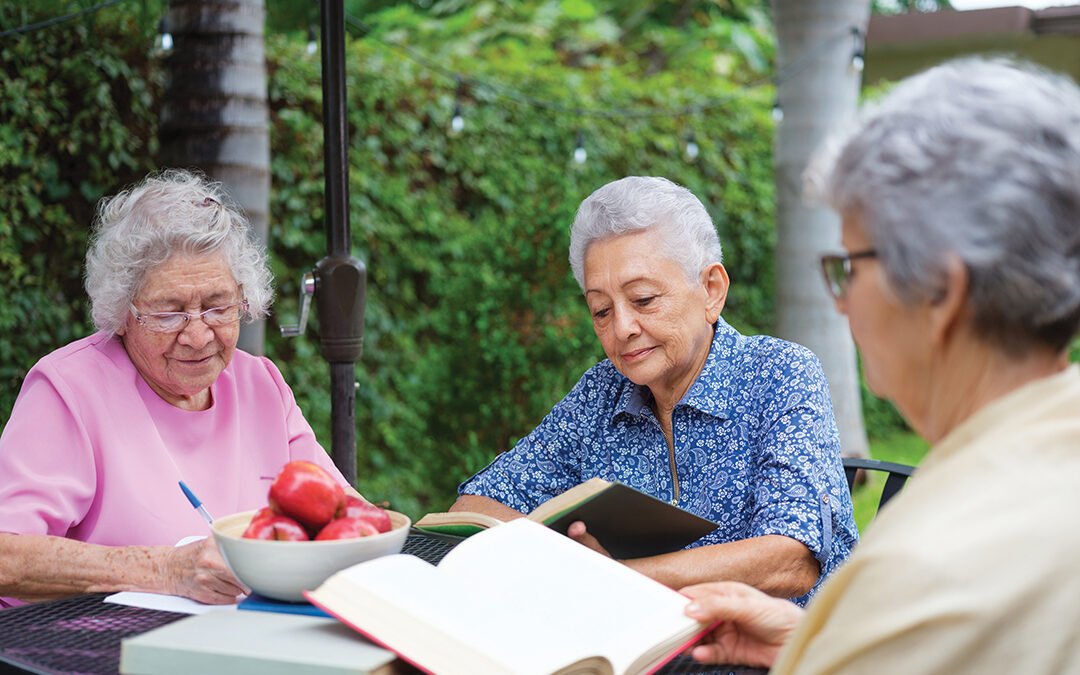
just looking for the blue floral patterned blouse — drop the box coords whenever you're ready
[459,318,858,604]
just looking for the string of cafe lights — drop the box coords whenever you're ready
[2,2,866,164]
[338,14,866,164]
[0,0,122,39]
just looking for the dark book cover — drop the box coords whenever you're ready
[541,483,718,559]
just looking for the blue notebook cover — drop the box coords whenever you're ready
[238,592,330,618]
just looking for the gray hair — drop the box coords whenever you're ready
[84,169,273,335]
[569,176,723,291]
[808,57,1080,354]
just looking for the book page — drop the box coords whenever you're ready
[526,477,610,523]
[314,553,588,675]
[414,511,504,529]
[437,519,702,674]
[413,510,503,537]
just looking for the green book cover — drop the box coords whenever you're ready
[412,522,488,538]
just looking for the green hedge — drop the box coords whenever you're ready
[0,7,161,411]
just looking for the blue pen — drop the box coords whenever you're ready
[179,480,215,526]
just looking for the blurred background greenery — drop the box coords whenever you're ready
[1,0,919,519]
[855,433,929,532]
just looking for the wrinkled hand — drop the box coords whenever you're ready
[163,537,248,604]
[681,581,804,668]
[565,521,614,558]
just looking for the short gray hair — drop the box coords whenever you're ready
[809,57,1080,353]
[568,176,723,291]
[85,169,273,335]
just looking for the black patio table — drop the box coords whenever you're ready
[0,531,765,675]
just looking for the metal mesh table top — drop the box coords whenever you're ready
[0,592,185,675]
[401,529,463,565]
[0,530,764,675]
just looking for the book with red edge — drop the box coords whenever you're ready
[306,519,718,675]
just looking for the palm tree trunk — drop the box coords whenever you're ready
[772,0,870,458]
[160,0,270,356]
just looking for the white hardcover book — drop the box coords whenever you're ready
[119,610,399,675]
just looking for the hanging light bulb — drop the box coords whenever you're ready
[851,49,865,73]
[450,103,465,135]
[850,27,865,74]
[771,98,784,123]
[450,76,466,135]
[684,132,699,161]
[573,130,587,165]
[157,17,173,52]
[307,25,318,56]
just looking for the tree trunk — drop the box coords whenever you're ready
[160,0,270,356]
[772,0,870,458]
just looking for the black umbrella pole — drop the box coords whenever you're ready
[318,0,366,486]
[321,0,349,258]
[329,362,358,485]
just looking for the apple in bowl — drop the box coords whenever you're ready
[267,460,345,532]
[212,507,411,602]
[244,461,395,542]
[241,507,310,541]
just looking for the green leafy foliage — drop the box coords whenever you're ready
[0,7,161,423]
[2,2,884,521]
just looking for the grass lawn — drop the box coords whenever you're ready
[851,431,930,534]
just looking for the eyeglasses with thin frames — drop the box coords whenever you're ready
[129,300,248,334]
[819,249,877,301]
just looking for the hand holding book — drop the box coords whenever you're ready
[415,478,718,559]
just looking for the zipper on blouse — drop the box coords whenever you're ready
[666,441,680,506]
[643,413,680,505]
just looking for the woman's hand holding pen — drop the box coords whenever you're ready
[163,536,247,604]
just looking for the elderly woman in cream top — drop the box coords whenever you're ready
[681,58,1080,674]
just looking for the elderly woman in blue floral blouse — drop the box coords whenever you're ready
[452,176,857,604]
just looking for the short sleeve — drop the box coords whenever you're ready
[745,346,853,580]
[0,369,97,537]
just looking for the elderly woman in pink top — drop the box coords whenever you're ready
[0,169,353,608]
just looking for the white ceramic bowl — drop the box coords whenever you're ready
[212,508,411,602]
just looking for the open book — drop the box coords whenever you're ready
[414,478,717,559]
[306,519,715,675]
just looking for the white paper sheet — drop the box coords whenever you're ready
[101,535,240,613]
[103,591,239,614]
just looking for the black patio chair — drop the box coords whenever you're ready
[842,457,916,514]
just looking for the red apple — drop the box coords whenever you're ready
[343,495,392,533]
[241,507,277,538]
[315,516,381,541]
[268,461,345,530]
[242,513,310,541]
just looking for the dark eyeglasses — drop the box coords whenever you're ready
[820,249,877,300]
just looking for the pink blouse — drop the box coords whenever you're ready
[0,332,349,607]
